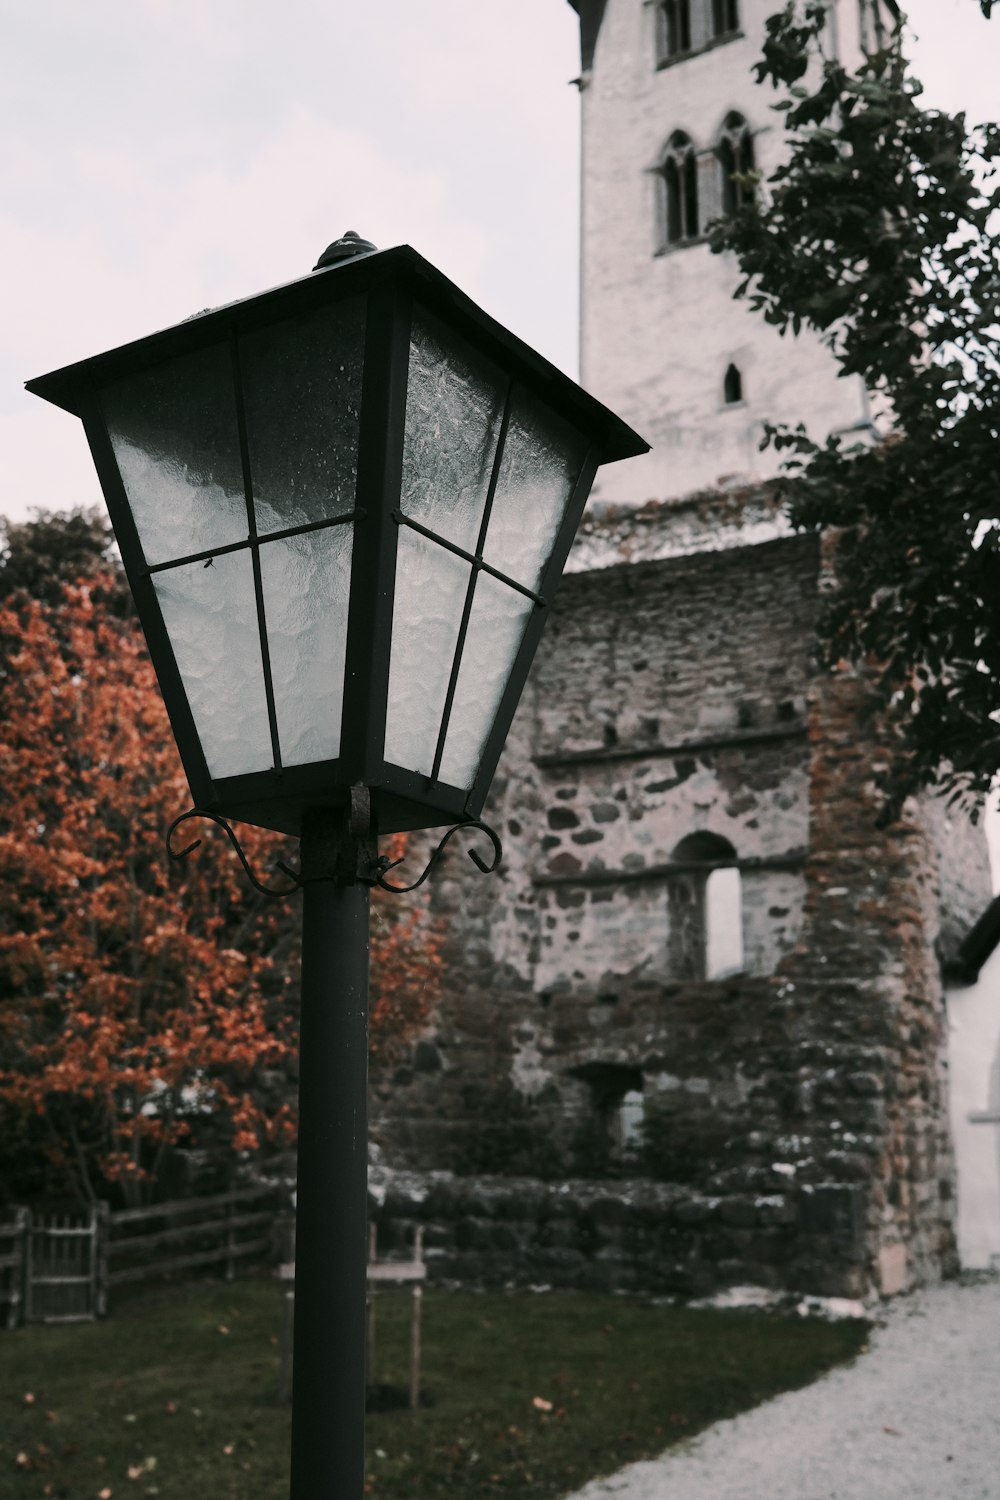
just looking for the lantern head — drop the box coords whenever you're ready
[27,238,648,836]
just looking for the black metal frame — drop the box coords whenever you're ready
[27,246,647,840]
[165,804,503,898]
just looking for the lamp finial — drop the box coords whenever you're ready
[313,230,378,270]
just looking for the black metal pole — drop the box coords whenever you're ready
[290,805,372,1499]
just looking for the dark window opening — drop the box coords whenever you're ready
[571,1062,645,1153]
[662,0,692,59]
[859,0,887,49]
[873,0,886,45]
[724,363,743,404]
[662,132,700,247]
[719,112,756,216]
[712,0,740,38]
[668,833,744,980]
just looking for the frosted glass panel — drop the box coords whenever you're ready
[258,526,354,766]
[103,344,247,566]
[438,572,534,790]
[241,295,366,536]
[399,311,506,554]
[483,390,588,591]
[153,551,271,779]
[384,528,471,776]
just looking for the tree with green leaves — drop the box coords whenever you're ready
[709,1,1000,813]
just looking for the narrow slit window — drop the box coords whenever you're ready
[724,363,743,404]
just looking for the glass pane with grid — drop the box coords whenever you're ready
[240,294,366,536]
[103,343,247,567]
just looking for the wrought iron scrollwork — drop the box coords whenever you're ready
[374,819,502,894]
[166,808,502,899]
[166,810,303,900]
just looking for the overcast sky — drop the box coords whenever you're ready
[3,0,997,526]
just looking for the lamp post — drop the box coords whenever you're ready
[27,231,647,1496]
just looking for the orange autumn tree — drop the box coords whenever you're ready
[0,511,439,1208]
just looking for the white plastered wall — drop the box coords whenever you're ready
[578,0,879,505]
[946,949,1000,1269]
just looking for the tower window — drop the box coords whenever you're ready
[618,1090,646,1150]
[711,0,740,38]
[859,0,887,49]
[660,132,700,248]
[659,0,692,62]
[668,833,744,980]
[724,363,743,404]
[657,0,741,67]
[571,1062,645,1156]
[719,112,756,216]
[705,865,745,978]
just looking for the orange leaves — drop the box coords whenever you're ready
[0,552,443,1207]
[369,890,442,1064]
[0,567,296,1205]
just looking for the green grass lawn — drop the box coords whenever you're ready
[0,1275,868,1499]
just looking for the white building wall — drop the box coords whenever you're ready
[578,0,880,505]
[946,952,1000,1269]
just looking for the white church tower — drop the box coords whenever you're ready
[569,0,896,506]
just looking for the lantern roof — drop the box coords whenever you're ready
[26,243,648,468]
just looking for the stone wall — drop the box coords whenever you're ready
[369,1168,867,1299]
[372,529,822,1166]
[367,0,990,1305]
[369,514,991,1300]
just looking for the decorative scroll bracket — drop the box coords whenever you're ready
[374,819,502,894]
[166,805,502,900]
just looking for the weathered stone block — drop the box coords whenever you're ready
[718,1198,759,1228]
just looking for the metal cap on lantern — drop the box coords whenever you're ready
[26,236,647,841]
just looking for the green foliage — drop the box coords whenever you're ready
[0,1278,869,1499]
[709,4,1000,813]
[0,509,125,609]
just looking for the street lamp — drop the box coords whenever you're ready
[26,231,647,1496]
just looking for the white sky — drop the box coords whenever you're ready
[2,0,997,525]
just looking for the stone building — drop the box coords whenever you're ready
[369,0,997,1302]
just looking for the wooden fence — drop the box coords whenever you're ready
[0,1186,280,1327]
[27,1207,104,1324]
[0,1208,28,1330]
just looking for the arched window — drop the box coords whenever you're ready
[712,0,740,38]
[660,132,700,247]
[705,866,744,977]
[724,363,743,404]
[719,112,756,216]
[659,0,692,61]
[572,1063,645,1155]
[668,833,744,980]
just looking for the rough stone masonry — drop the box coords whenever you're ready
[369,496,992,1301]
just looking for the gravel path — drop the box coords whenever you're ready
[564,1278,1000,1500]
